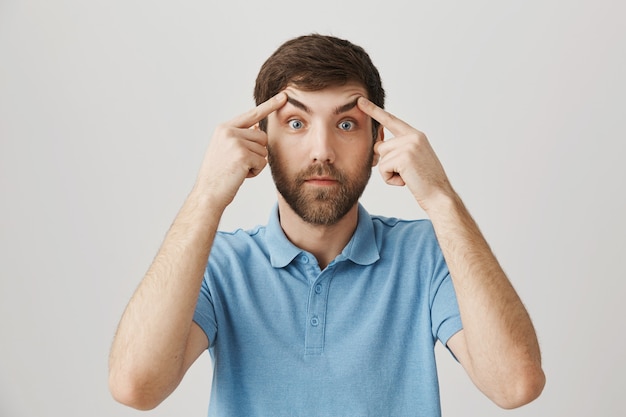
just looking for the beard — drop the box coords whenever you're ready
[267,147,373,226]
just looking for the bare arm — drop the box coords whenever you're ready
[108,93,287,410]
[358,97,545,409]
[429,195,545,409]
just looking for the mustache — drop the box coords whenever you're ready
[295,163,346,184]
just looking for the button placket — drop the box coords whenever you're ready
[304,269,333,356]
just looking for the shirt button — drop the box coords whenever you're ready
[310,316,320,326]
[315,284,323,294]
[300,255,309,263]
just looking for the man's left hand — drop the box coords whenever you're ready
[357,97,455,211]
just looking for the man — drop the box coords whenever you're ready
[109,34,545,416]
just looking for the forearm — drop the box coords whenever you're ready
[108,187,224,407]
[426,192,545,407]
[108,93,286,409]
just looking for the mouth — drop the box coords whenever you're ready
[305,176,339,186]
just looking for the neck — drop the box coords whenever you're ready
[277,197,359,269]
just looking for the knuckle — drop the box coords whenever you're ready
[215,123,232,136]
[410,131,426,145]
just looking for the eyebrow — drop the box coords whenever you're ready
[285,95,360,115]
[286,96,311,113]
[333,98,359,115]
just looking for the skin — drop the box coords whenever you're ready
[108,84,545,410]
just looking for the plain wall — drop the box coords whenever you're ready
[1,0,624,415]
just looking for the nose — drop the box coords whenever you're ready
[309,124,335,164]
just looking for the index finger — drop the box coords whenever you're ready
[229,92,287,128]
[357,96,414,137]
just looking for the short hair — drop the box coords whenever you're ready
[254,34,385,138]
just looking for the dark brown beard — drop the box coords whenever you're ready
[268,147,373,225]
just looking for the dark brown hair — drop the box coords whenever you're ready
[254,34,385,138]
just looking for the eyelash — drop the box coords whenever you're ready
[286,119,357,131]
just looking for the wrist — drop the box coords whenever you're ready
[421,189,465,222]
[185,184,231,219]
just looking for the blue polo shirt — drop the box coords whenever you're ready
[193,204,462,416]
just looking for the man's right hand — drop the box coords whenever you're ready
[195,92,287,208]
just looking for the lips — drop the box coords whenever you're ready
[305,177,338,186]
[296,164,344,187]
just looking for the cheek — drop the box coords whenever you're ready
[343,139,373,158]
[349,142,376,171]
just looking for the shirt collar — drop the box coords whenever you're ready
[342,203,380,266]
[266,203,380,268]
[266,204,304,268]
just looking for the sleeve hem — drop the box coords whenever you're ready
[193,312,217,348]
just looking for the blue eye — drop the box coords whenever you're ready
[288,119,304,130]
[338,120,355,131]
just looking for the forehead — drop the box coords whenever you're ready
[281,82,368,113]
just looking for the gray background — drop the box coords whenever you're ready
[1,0,624,415]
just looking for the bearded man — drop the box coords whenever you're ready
[109,34,545,416]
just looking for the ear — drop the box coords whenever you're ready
[371,127,384,167]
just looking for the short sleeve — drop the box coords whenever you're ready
[192,269,217,347]
[430,271,463,346]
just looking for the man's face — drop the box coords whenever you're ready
[266,82,379,225]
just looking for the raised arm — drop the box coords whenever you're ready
[108,93,287,410]
[357,97,545,409]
